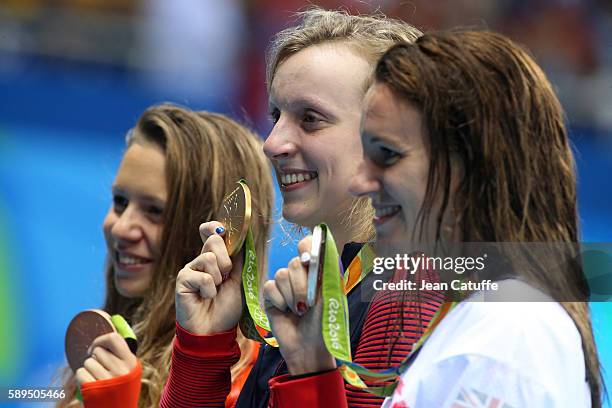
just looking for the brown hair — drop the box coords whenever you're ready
[375,30,602,406]
[266,7,423,242]
[59,104,274,407]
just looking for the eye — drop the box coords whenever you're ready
[269,108,280,125]
[112,194,128,213]
[301,110,325,131]
[366,142,403,167]
[379,146,401,165]
[146,205,164,218]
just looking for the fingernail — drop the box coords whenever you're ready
[296,301,308,315]
[300,252,311,265]
[215,226,225,235]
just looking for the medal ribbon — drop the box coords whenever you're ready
[238,228,279,347]
[235,217,456,396]
[320,225,352,361]
[343,243,376,295]
[236,220,456,397]
[338,301,456,396]
[318,225,457,396]
[238,227,376,348]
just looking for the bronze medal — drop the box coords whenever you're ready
[216,180,252,256]
[65,309,116,371]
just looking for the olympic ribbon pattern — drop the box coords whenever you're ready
[239,228,278,347]
[318,225,457,397]
[237,220,458,396]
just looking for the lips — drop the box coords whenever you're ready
[114,251,152,272]
[373,205,401,225]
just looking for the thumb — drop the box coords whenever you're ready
[199,221,226,244]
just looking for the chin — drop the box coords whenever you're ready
[373,232,411,258]
[114,277,148,298]
[281,204,317,229]
[373,240,398,259]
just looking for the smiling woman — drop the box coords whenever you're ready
[354,83,431,258]
[103,141,167,298]
[265,43,372,246]
[58,104,274,408]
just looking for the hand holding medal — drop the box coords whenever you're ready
[175,180,255,335]
[65,310,137,372]
[64,309,138,397]
[265,224,432,396]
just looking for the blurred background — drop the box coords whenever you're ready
[0,0,610,407]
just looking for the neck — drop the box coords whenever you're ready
[311,219,358,254]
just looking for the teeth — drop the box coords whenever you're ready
[280,172,317,186]
[375,206,401,217]
[118,254,148,265]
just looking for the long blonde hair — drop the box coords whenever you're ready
[59,104,274,407]
[266,7,423,242]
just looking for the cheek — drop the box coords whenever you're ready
[102,210,116,245]
[325,146,362,184]
[385,171,423,210]
[147,224,164,257]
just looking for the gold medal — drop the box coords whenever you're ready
[217,180,252,256]
[65,309,115,371]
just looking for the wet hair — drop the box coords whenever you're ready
[375,30,603,406]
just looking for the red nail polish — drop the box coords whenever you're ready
[296,301,308,315]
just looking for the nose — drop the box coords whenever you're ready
[263,117,298,161]
[111,205,143,245]
[349,159,381,198]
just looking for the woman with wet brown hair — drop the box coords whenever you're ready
[58,104,274,407]
[265,30,604,407]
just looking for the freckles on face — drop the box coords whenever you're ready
[104,141,167,298]
[359,83,430,256]
[265,43,372,230]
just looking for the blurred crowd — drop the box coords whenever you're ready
[0,0,610,131]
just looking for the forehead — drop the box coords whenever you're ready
[114,142,167,202]
[362,83,423,146]
[270,43,372,111]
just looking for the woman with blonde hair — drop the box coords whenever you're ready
[161,8,443,408]
[265,30,604,407]
[58,104,274,407]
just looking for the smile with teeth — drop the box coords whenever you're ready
[280,171,317,186]
[116,253,151,265]
[375,205,401,218]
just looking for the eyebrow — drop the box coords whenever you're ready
[363,126,407,148]
[111,186,166,206]
[269,94,334,116]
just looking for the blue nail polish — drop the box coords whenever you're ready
[215,226,225,235]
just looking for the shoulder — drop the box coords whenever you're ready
[400,280,589,405]
[431,281,583,366]
[390,281,591,407]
